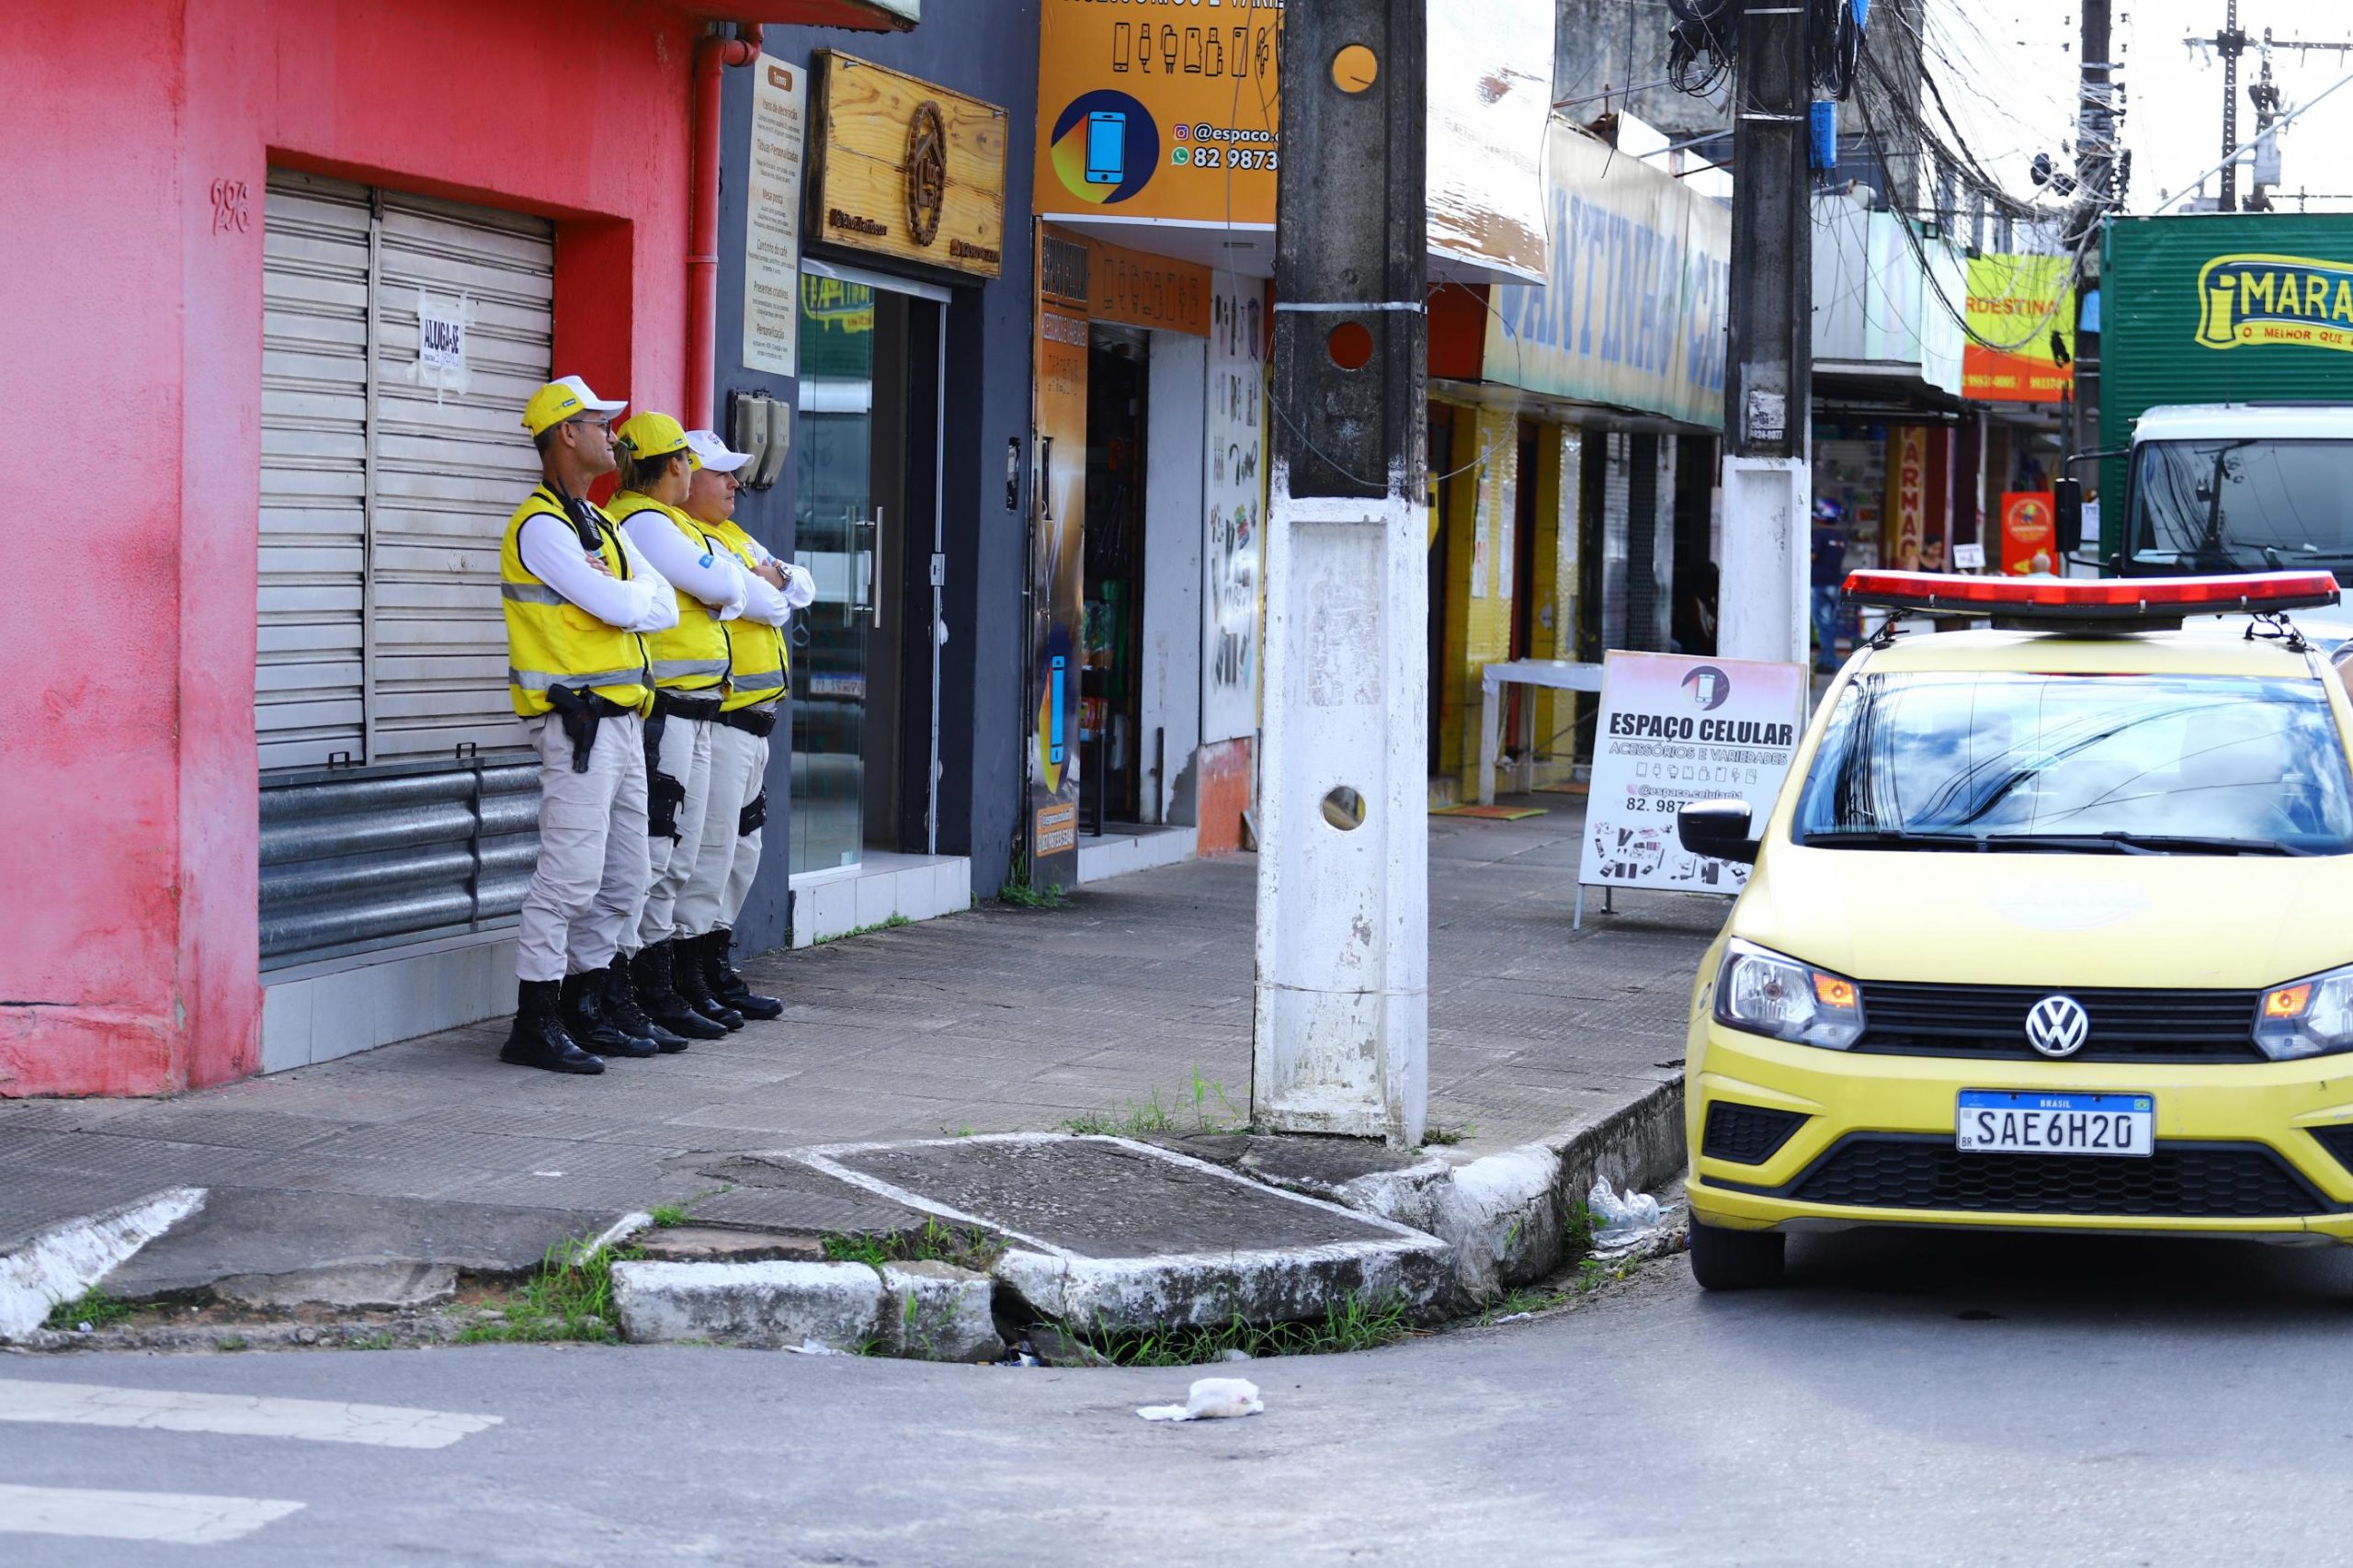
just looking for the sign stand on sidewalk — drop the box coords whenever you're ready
[1573,651,1807,929]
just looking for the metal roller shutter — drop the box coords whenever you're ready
[257,172,371,771]
[370,190,551,761]
[256,169,554,968]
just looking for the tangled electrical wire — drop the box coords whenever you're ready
[1808,0,1861,100]
[1667,0,1866,102]
[1666,0,1734,97]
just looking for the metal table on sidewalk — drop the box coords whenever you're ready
[1477,658,1605,805]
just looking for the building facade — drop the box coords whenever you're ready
[1,1,911,1099]
[712,14,1038,945]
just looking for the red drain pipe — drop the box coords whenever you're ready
[688,21,763,432]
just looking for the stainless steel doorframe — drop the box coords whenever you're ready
[928,307,946,857]
[801,256,950,857]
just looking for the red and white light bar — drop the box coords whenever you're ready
[1841,570,2341,621]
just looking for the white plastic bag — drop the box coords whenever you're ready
[1137,1377,1264,1422]
[1587,1177,1664,1236]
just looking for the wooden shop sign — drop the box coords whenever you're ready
[812,51,1007,279]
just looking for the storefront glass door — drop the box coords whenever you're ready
[790,276,876,874]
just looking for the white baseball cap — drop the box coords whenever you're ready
[683,429,753,473]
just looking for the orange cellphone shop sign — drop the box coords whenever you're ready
[1034,0,1282,226]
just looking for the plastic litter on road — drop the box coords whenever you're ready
[1136,1378,1264,1422]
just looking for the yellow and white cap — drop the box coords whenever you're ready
[521,375,627,437]
[614,411,691,461]
[683,428,753,473]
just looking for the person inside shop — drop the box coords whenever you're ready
[1672,560,1720,656]
[605,411,753,1049]
[1810,498,1850,675]
[498,376,680,1075]
[673,428,815,1024]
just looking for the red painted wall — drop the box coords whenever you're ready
[0,0,699,1096]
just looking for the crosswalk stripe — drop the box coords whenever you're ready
[0,1379,502,1449]
[0,1483,304,1545]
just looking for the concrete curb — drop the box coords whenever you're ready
[1326,1079,1687,1301]
[789,1134,1462,1333]
[610,1256,1001,1360]
[0,1187,207,1341]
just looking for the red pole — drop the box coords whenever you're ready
[688,23,762,431]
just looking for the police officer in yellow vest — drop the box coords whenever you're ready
[605,412,747,1045]
[500,376,680,1074]
[676,428,815,1019]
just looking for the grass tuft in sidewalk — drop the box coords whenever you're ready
[1063,1068,1245,1138]
[1082,1292,1412,1366]
[455,1238,643,1345]
[820,1218,1005,1274]
[42,1289,142,1333]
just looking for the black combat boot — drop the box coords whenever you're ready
[671,934,745,1032]
[499,980,604,1074]
[561,968,658,1059]
[631,942,728,1040]
[605,955,690,1054]
[703,929,782,1020]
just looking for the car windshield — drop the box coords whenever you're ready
[2129,438,2353,572]
[1792,671,2353,855]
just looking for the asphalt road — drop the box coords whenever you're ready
[6,1227,2352,1566]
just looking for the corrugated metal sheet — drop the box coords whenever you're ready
[2098,215,2353,553]
[259,761,540,966]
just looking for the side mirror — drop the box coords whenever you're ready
[1678,799,1760,866]
[2053,476,2085,555]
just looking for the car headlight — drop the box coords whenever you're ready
[2256,962,2353,1061]
[1712,938,1866,1050]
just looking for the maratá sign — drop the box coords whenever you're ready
[2197,253,2353,352]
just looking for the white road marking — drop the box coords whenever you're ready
[0,1483,302,1545]
[0,1379,502,1449]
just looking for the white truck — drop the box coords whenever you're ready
[2111,403,2353,578]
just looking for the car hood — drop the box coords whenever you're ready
[1733,845,2353,991]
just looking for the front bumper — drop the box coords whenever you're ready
[1688,1022,2353,1241]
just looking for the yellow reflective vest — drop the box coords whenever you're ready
[704,519,790,711]
[605,492,732,693]
[499,486,653,718]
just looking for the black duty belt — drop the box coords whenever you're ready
[542,686,636,774]
[652,690,724,722]
[713,705,779,738]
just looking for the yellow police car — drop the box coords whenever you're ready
[1677,570,2353,1290]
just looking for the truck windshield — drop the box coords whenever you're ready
[1793,671,2353,856]
[2130,438,2353,571]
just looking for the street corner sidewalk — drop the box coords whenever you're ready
[0,803,1720,1338]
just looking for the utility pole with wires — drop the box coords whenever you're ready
[2185,5,2353,211]
[1715,0,1817,669]
[1251,0,1428,1146]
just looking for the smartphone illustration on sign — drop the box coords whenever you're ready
[1086,112,1126,186]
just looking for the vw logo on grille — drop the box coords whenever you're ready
[2024,994,2091,1058]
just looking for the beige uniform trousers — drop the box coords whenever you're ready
[676,717,769,937]
[517,712,650,983]
[632,710,715,950]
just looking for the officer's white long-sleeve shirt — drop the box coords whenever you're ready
[517,514,680,634]
[721,529,818,629]
[620,509,750,621]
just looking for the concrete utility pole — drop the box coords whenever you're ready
[2182,8,2353,212]
[1253,0,1428,1147]
[1717,0,1813,667]
[2075,0,2117,234]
